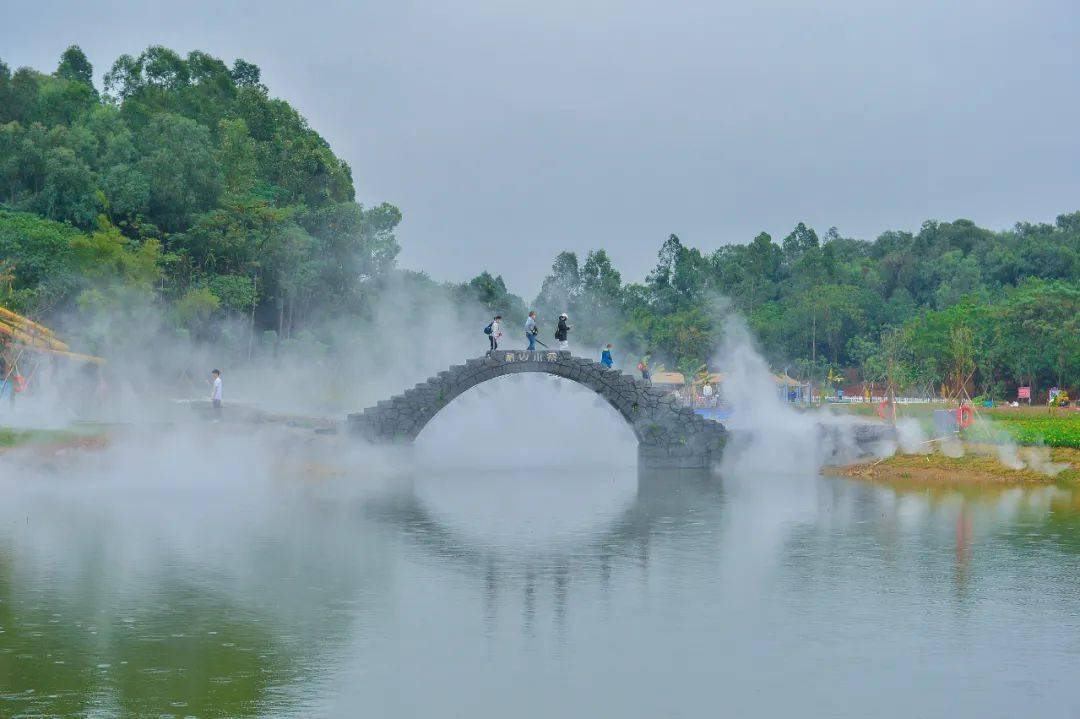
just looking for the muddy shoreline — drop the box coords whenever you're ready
[825,446,1080,486]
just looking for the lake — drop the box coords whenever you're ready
[2,445,1079,718]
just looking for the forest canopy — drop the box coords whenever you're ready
[1,45,1078,400]
[530,221,1078,400]
[1,44,398,341]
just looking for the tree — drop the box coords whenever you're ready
[100,164,150,224]
[580,249,621,301]
[215,118,257,194]
[207,274,256,319]
[230,59,262,88]
[997,280,1080,393]
[172,286,220,338]
[35,147,100,227]
[56,45,94,86]
[135,113,222,231]
[647,234,709,313]
[534,251,581,320]
[455,271,526,325]
[782,222,819,267]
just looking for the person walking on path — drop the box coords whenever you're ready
[485,315,503,353]
[209,369,223,419]
[637,357,651,382]
[555,313,571,351]
[600,343,614,368]
[701,381,714,407]
[524,311,539,351]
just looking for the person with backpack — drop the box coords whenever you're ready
[484,315,503,353]
[524,311,539,351]
[600,343,614,367]
[554,313,570,351]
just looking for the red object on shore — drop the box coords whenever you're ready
[957,405,974,429]
[877,399,895,420]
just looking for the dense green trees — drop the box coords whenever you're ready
[2,46,1077,400]
[0,45,400,352]
[531,216,1079,399]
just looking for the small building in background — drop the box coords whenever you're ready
[649,371,685,388]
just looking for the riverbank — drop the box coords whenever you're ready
[825,446,1080,486]
[0,426,108,454]
[825,402,1080,448]
[0,409,340,459]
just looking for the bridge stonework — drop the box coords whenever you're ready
[347,351,727,469]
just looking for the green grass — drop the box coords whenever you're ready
[826,402,1080,448]
[0,427,82,448]
[0,426,109,449]
[975,416,1080,449]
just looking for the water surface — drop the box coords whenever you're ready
[2,456,1079,717]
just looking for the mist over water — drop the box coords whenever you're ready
[3,297,1080,716]
[713,310,902,475]
[4,430,1080,717]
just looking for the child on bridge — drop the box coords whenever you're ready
[601,344,614,367]
[485,315,503,353]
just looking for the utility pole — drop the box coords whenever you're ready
[810,304,817,404]
[248,275,257,362]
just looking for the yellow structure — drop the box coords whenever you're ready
[0,307,104,365]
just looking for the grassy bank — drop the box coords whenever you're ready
[0,426,107,452]
[826,446,1080,485]
[826,403,1080,448]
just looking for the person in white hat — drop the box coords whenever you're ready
[554,313,571,351]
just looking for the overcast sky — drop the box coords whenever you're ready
[4,0,1079,295]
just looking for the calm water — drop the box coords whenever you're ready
[2,450,1080,718]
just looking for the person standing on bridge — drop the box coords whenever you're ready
[637,357,651,382]
[486,315,503,353]
[601,343,614,368]
[524,311,539,351]
[555,313,571,351]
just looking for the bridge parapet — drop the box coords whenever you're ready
[348,351,726,468]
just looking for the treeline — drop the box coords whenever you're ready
[522,220,1078,399]
[2,46,1078,400]
[1,45,402,352]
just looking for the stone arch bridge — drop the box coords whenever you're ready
[348,350,727,468]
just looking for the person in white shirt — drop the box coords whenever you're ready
[210,369,222,418]
[487,315,503,353]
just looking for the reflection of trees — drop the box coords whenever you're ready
[0,495,388,718]
[364,468,726,633]
[777,478,1080,608]
[0,557,298,717]
[1001,487,1080,557]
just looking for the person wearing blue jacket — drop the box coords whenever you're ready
[600,343,614,368]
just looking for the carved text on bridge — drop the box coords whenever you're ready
[500,351,560,363]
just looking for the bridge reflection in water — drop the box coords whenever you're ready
[363,466,724,635]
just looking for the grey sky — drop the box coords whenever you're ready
[4,0,1079,296]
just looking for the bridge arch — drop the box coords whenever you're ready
[348,351,726,468]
